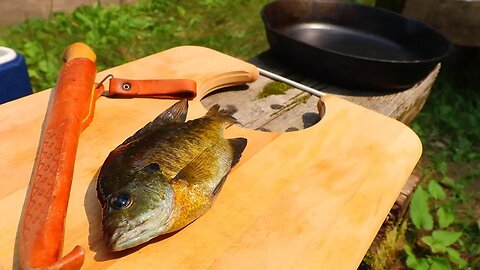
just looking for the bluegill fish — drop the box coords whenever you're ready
[96,100,247,251]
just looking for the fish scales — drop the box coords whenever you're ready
[96,100,247,251]
[144,117,229,179]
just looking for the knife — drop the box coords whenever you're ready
[17,42,101,270]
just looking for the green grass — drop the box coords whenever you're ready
[407,51,480,269]
[0,0,479,268]
[0,0,270,91]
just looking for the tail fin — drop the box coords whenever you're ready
[228,138,248,167]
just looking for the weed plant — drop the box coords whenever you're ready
[407,52,480,269]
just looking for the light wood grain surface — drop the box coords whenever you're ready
[0,46,422,269]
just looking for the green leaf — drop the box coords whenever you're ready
[421,236,434,246]
[421,236,446,253]
[437,207,455,229]
[405,251,430,270]
[430,257,452,270]
[404,244,431,270]
[431,243,447,254]
[404,244,415,257]
[416,258,430,270]
[432,230,462,246]
[428,180,446,200]
[438,176,455,188]
[23,41,41,58]
[405,253,418,268]
[177,5,186,16]
[38,60,49,73]
[446,247,468,267]
[73,11,94,29]
[410,186,434,230]
[437,161,448,175]
[128,17,154,30]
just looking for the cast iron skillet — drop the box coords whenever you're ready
[261,0,451,90]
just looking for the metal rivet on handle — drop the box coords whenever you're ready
[122,82,131,91]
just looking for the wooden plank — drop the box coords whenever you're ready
[204,50,439,130]
[202,76,320,132]
[388,174,421,222]
[0,46,422,269]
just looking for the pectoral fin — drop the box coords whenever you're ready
[173,137,247,196]
[174,145,219,185]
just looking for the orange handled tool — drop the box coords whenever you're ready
[16,42,199,270]
[17,43,102,270]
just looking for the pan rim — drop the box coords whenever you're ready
[260,0,451,65]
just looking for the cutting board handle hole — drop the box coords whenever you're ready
[201,87,326,133]
[290,98,326,132]
[317,99,326,120]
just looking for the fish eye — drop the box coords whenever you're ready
[110,192,133,210]
[145,163,160,172]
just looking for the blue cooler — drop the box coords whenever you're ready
[0,47,32,104]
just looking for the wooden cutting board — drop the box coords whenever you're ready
[0,46,422,270]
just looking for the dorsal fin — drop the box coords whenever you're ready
[120,99,188,146]
[205,104,238,127]
[206,104,220,117]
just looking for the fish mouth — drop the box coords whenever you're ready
[104,214,173,251]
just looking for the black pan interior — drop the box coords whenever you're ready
[282,22,419,62]
[261,0,451,90]
[262,0,449,63]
